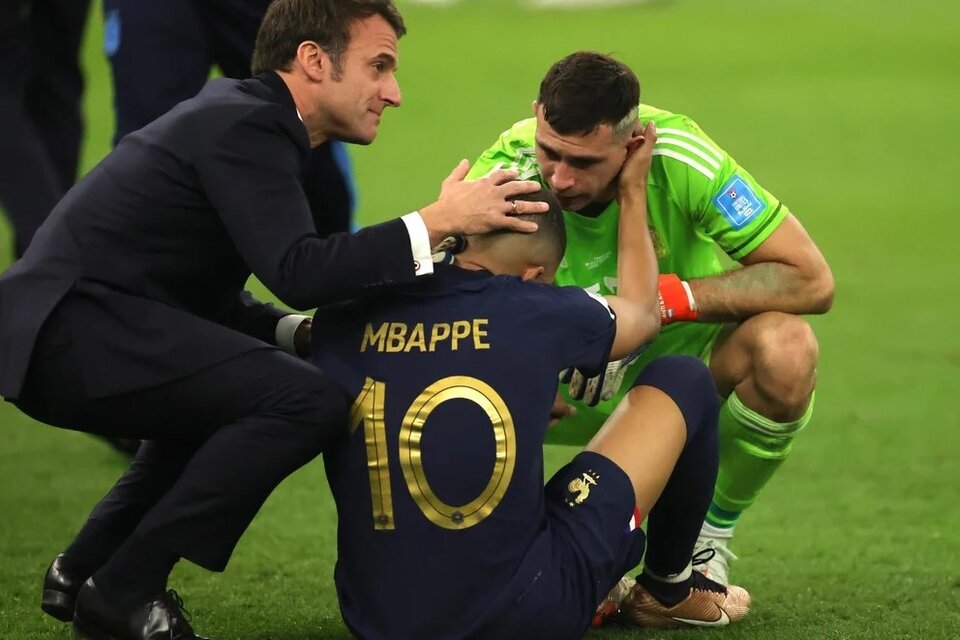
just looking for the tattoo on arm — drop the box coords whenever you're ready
[689,261,831,322]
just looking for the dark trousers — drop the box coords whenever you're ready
[0,0,91,257]
[13,297,350,571]
[103,0,354,236]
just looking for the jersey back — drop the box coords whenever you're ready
[312,263,615,640]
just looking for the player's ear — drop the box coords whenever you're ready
[297,40,326,82]
[625,130,645,156]
[521,265,545,282]
[532,100,539,117]
[625,120,650,153]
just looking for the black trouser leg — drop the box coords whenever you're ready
[15,312,350,581]
[129,394,342,570]
[0,0,91,258]
[66,441,198,570]
[0,1,60,258]
[26,0,92,190]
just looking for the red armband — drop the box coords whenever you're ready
[658,274,698,324]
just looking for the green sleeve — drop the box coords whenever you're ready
[466,118,543,183]
[653,114,788,261]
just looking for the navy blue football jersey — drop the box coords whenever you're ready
[312,262,616,640]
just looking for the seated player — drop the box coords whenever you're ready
[311,125,750,639]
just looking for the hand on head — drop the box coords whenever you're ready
[618,121,657,196]
[420,160,550,243]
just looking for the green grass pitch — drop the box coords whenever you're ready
[1,0,958,638]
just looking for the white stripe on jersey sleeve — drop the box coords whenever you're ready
[656,128,723,162]
[653,148,717,180]
[584,289,616,320]
[656,137,722,170]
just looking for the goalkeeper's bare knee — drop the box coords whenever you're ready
[749,313,818,418]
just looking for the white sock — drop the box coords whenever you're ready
[644,562,692,584]
[701,521,735,538]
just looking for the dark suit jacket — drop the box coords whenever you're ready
[0,71,416,399]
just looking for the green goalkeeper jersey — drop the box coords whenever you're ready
[468,105,788,444]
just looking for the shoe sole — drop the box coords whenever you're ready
[41,589,76,622]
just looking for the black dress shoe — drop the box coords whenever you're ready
[41,553,91,622]
[73,579,209,640]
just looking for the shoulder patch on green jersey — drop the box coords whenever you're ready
[712,175,766,228]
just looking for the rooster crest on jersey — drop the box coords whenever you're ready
[566,470,600,506]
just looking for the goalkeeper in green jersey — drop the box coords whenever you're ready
[467,51,834,585]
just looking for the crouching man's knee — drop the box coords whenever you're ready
[269,362,351,452]
[751,313,819,417]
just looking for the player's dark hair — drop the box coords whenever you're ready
[252,0,406,76]
[537,51,640,136]
[506,190,567,268]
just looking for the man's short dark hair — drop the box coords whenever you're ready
[507,190,566,268]
[537,51,640,136]
[252,0,406,76]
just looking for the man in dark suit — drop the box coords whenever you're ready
[0,1,546,638]
[102,0,357,238]
[97,0,361,458]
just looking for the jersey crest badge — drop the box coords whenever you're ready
[713,175,765,229]
[565,470,600,506]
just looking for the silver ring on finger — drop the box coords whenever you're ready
[511,200,519,215]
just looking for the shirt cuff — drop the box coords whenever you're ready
[401,212,434,276]
[276,314,310,355]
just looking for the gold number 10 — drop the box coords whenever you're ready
[349,375,517,531]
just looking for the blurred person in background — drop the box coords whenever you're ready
[469,51,834,590]
[0,0,92,260]
[103,0,355,237]
[0,1,548,638]
[0,1,138,456]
